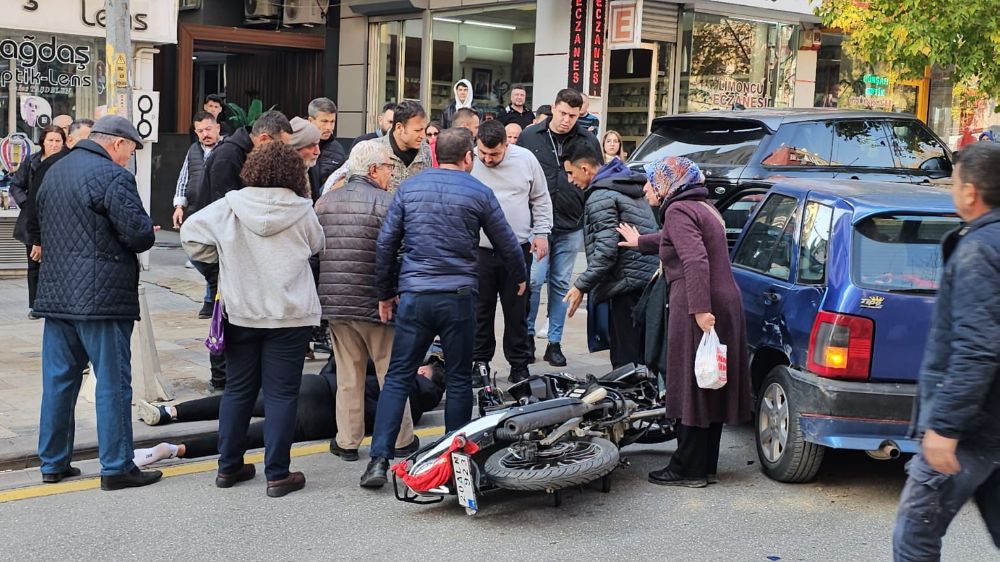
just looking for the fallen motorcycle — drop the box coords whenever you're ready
[391,364,675,515]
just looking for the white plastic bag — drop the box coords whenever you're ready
[694,327,728,390]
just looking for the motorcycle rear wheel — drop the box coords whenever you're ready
[483,437,619,491]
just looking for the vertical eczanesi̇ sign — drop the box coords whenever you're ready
[568,0,588,90]
[589,0,607,97]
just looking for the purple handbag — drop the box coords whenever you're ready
[205,293,225,356]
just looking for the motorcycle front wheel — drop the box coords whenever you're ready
[482,437,619,491]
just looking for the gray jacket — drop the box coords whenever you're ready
[315,175,393,324]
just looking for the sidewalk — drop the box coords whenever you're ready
[0,231,611,473]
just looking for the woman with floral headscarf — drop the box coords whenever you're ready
[618,156,750,488]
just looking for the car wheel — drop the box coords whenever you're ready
[755,367,825,483]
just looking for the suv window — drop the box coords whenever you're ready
[733,194,800,281]
[797,201,834,284]
[632,120,767,167]
[831,120,896,168]
[853,214,962,292]
[890,121,949,170]
[761,123,834,167]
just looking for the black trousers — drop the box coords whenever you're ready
[668,423,724,478]
[25,245,39,310]
[474,244,532,368]
[608,289,644,368]
[218,323,311,481]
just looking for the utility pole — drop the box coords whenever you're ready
[105,0,133,123]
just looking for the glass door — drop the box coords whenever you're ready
[605,43,674,156]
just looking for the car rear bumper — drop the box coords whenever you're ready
[785,368,918,453]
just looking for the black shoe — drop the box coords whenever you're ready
[647,467,708,488]
[394,435,420,458]
[41,465,81,484]
[100,467,163,491]
[312,328,333,355]
[28,310,40,320]
[267,471,305,498]
[360,457,390,489]
[543,343,567,367]
[329,440,359,462]
[473,361,490,389]
[215,464,256,488]
[508,365,530,384]
[198,302,213,319]
[209,380,225,393]
[707,473,719,485]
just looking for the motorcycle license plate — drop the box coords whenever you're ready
[451,452,477,513]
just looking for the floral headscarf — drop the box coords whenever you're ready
[642,156,705,201]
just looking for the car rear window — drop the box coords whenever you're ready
[631,120,767,167]
[852,214,961,292]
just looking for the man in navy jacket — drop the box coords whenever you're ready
[34,116,162,491]
[893,142,1000,560]
[360,128,526,488]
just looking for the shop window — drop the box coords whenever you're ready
[761,122,834,167]
[831,120,895,168]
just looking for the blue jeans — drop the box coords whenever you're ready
[218,322,311,481]
[893,448,1000,561]
[39,318,135,476]
[370,291,475,459]
[191,260,218,306]
[527,229,582,344]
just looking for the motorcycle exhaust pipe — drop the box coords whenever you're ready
[629,407,666,420]
[495,400,596,440]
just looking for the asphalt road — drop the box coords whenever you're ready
[0,425,993,561]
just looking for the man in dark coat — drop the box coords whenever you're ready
[516,88,603,367]
[315,138,418,462]
[893,143,1000,560]
[563,146,659,368]
[191,110,292,391]
[308,97,347,185]
[34,115,162,491]
[360,128,526,488]
[498,85,535,130]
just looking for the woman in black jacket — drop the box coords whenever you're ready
[8,125,69,318]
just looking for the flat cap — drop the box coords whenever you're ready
[91,115,144,149]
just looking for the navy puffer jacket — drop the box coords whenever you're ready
[376,168,526,299]
[33,140,155,321]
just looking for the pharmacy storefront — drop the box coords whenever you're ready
[0,0,176,269]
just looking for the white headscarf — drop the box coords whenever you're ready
[453,79,474,109]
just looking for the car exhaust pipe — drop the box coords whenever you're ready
[866,441,901,461]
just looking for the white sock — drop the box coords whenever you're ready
[133,443,179,468]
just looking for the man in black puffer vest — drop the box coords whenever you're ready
[34,115,162,491]
[562,145,659,368]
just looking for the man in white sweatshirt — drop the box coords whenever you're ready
[471,119,553,383]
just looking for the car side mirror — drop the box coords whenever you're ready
[919,156,952,173]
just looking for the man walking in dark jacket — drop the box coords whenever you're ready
[34,115,162,491]
[360,128,527,488]
[893,142,1000,560]
[308,97,346,185]
[315,139,418,462]
[192,110,292,391]
[562,146,659,368]
[516,89,603,366]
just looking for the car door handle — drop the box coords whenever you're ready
[763,290,781,304]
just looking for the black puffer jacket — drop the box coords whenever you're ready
[317,137,346,185]
[33,140,155,320]
[9,147,69,246]
[574,160,659,304]
[315,175,393,324]
[194,126,253,212]
[516,119,603,233]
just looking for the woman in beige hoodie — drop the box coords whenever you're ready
[181,141,325,498]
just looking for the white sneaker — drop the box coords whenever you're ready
[536,318,549,340]
[136,399,161,425]
[184,261,195,269]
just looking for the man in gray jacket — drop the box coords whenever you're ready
[471,120,553,383]
[314,140,417,462]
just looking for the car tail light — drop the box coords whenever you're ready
[807,311,873,380]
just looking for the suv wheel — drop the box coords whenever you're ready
[755,367,825,483]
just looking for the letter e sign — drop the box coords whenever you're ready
[609,1,639,49]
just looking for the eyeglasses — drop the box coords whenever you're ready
[426,131,439,137]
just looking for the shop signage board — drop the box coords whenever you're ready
[689,0,819,16]
[608,1,641,50]
[589,0,607,97]
[6,0,178,45]
[133,90,159,143]
[568,0,589,90]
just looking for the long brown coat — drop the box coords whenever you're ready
[638,188,751,427]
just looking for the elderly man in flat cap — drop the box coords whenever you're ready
[34,115,162,491]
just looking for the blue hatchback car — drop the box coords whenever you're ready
[724,179,960,482]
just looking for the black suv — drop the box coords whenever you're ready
[627,109,953,242]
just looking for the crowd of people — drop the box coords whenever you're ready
[15,74,999,559]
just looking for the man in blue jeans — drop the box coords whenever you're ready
[892,143,1000,560]
[517,88,603,366]
[361,127,526,488]
[34,116,162,490]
